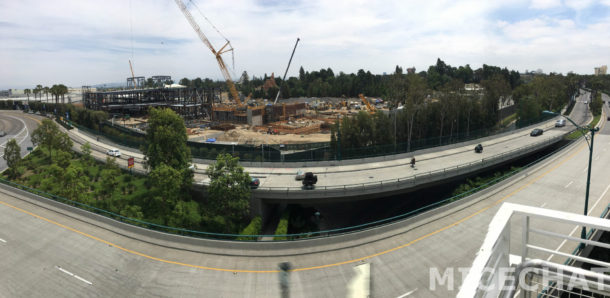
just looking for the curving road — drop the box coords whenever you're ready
[0,111,42,171]
[0,91,608,297]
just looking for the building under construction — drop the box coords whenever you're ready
[82,86,217,120]
[212,102,307,126]
[83,85,308,125]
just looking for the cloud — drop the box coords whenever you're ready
[564,0,596,10]
[530,0,561,9]
[0,0,608,89]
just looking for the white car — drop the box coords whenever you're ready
[106,149,121,157]
[555,119,566,127]
[295,170,305,180]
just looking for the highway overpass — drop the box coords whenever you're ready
[0,93,608,297]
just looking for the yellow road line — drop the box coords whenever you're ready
[0,143,587,274]
[22,114,42,124]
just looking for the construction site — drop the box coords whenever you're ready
[82,0,389,146]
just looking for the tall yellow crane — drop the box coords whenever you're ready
[174,0,242,106]
[129,59,137,89]
[359,93,376,113]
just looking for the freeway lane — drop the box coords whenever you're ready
[0,102,607,297]
[0,111,41,171]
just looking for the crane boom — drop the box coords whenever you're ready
[359,93,376,113]
[274,38,300,104]
[174,0,241,106]
[129,59,137,89]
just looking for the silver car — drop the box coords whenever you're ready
[555,119,566,127]
[106,149,121,157]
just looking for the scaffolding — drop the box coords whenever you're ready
[126,76,146,89]
[83,87,218,119]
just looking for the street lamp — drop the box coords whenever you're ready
[542,110,599,248]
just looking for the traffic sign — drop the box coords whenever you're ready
[128,157,134,169]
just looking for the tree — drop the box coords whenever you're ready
[58,84,68,104]
[143,108,191,170]
[481,74,511,126]
[31,118,72,160]
[24,89,31,104]
[80,142,92,165]
[59,164,90,202]
[167,200,201,229]
[179,77,191,87]
[36,84,43,100]
[97,157,120,199]
[590,92,603,116]
[3,139,21,178]
[50,85,61,104]
[43,86,49,102]
[206,153,251,226]
[405,73,426,151]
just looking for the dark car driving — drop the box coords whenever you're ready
[530,128,544,137]
[474,144,483,153]
[250,178,260,189]
[302,172,318,189]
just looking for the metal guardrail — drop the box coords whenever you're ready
[254,133,564,197]
[458,203,610,298]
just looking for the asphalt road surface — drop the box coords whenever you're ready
[0,91,608,297]
[0,111,41,171]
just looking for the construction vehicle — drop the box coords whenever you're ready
[174,0,242,107]
[359,94,376,113]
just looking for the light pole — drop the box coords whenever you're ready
[543,110,599,248]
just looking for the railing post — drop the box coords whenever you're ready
[522,215,529,264]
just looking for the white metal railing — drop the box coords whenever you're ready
[458,203,610,298]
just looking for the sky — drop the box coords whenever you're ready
[1,0,609,89]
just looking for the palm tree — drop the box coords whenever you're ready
[33,87,40,101]
[24,88,31,105]
[44,86,49,102]
[36,84,43,101]
[58,84,68,104]
[50,85,59,105]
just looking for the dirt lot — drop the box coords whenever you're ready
[188,126,330,145]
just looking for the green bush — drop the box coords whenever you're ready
[236,216,262,240]
[274,211,290,240]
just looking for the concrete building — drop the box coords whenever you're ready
[594,65,607,75]
[464,83,483,92]
[0,89,25,98]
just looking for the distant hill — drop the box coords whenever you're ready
[90,82,126,88]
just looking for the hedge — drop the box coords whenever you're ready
[236,216,262,240]
[274,211,290,240]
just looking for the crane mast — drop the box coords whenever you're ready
[129,59,137,89]
[174,0,242,106]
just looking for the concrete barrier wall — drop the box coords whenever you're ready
[254,134,564,200]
